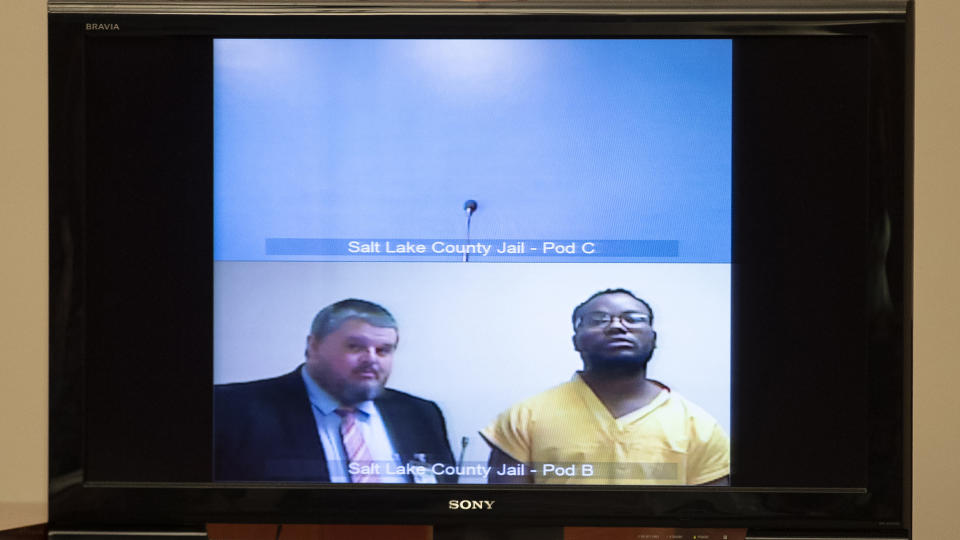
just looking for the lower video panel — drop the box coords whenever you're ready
[213,261,730,485]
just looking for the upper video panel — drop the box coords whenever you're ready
[214,39,731,264]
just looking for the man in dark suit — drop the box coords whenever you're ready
[215,299,455,482]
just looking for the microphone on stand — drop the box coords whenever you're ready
[458,436,470,468]
[463,200,478,262]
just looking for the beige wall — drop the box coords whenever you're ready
[912,1,960,538]
[0,0,48,531]
[1,0,957,535]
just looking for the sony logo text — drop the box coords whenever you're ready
[448,500,495,510]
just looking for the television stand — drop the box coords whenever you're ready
[200,524,748,540]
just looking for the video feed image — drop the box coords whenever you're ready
[213,39,732,485]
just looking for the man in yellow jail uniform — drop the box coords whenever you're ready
[480,289,730,485]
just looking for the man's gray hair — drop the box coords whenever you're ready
[309,298,398,341]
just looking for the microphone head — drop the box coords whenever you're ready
[463,200,478,213]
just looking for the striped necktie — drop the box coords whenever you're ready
[335,408,380,483]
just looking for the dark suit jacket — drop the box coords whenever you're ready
[214,365,456,482]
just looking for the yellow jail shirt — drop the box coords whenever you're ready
[480,374,730,485]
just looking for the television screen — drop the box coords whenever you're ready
[211,38,732,486]
[48,1,911,536]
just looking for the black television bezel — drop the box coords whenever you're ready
[48,3,913,536]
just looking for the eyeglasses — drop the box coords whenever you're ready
[577,311,651,329]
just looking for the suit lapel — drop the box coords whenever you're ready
[274,367,331,481]
[377,393,417,460]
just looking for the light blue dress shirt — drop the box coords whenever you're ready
[300,367,407,483]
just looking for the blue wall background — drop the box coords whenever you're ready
[214,39,731,262]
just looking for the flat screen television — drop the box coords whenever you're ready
[47,0,913,538]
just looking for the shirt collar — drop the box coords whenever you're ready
[572,371,671,421]
[300,364,375,417]
[572,371,671,393]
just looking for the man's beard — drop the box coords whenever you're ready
[307,363,387,406]
[587,349,654,376]
[339,380,385,405]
